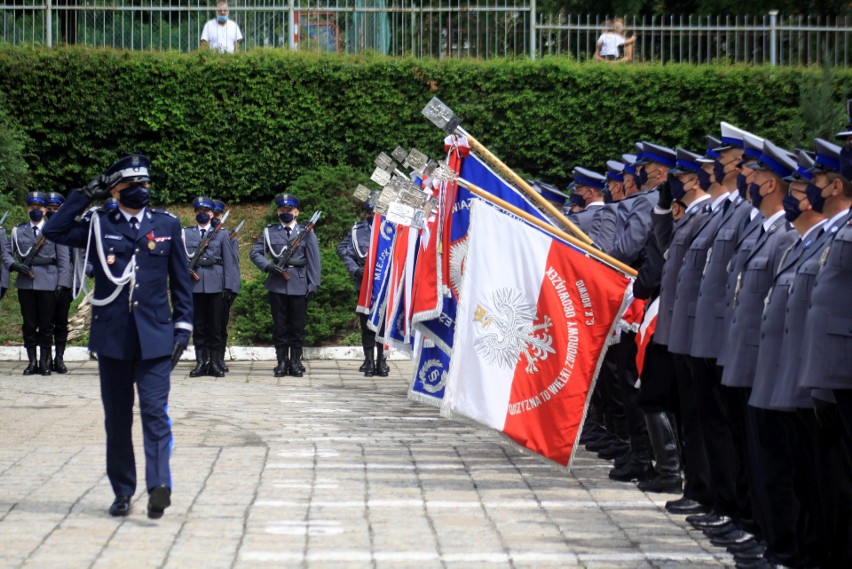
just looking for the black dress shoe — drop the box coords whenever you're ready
[727,538,761,554]
[710,528,754,547]
[609,461,655,482]
[735,557,777,569]
[733,543,767,562]
[665,497,708,514]
[584,436,615,452]
[702,521,738,537]
[597,443,630,460]
[637,474,683,493]
[688,511,731,529]
[147,485,171,519]
[109,496,131,517]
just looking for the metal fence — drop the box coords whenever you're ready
[0,2,850,66]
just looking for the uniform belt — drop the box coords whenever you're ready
[30,257,57,266]
[284,259,307,268]
[195,257,223,267]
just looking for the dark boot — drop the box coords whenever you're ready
[189,349,208,378]
[289,347,304,377]
[274,347,290,377]
[638,411,683,493]
[609,428,654,482]
[375,345,390,377]
[23,347,38,375]
[220,347,229,373]
[39,346,52,376]
[53,343,68,374]
[362,346,375,377]
[208,353,225,378]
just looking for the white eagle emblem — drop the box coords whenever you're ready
[448,236,469,296]
[473,288,556,374]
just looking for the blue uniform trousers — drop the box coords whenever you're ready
[99,353,172,498]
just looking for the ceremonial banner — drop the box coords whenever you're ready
[385,226,419,351]
[365,219,396,331]
[407,331,451,407]
[442,201,631,467]
[635,297,659,378]
[356,213,387,315]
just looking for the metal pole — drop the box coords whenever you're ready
[288,2,297,51]
[769,9,778,65]
[529,0,536,59]
[46,0,52,47]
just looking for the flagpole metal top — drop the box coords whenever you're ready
[422,97,463,134]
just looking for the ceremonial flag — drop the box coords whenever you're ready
[385,226,419,351]
[407,331,451,407]
[356,213,385,315]
[365,219,396,330]
[635,297,659,378]
[441,201,631,467]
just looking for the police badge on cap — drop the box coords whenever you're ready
[104,154,151,187]
[25,191,48,206]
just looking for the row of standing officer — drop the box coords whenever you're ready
[568,124,852,569]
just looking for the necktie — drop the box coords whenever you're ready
[129,216,139,230]
[32,225,39,237]
[285,226,291,239]
[200,228,206,239]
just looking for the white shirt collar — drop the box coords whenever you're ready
[119,207,147,223]
[762,209,786,231]
[711,193,729,211]
[686,194,711,214]
[585,201,605,208]
[727,190,739,203]
[827,209,850,229]
[197,223,212,231]
[30,220,44,231]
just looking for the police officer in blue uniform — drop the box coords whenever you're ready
[43,154,193,520]
[45,191,73,374]
[250,193,321,377]
[5,191,71,376]
[184,196,236,378]
[337,202,384,376]
[212,198,240,373]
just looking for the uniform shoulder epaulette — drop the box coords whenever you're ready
[151,208,178,219]
[266,223,277,228]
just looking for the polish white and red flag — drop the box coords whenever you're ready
[635,297,659,378]
[441,201,631,467]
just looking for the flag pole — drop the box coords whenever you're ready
[458,178,638,278]
[458,127,595,247]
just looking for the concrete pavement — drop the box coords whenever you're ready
[0,358,732,568]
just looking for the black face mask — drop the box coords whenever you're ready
[28,209,44,222]
[45,210,56,220]
[669,175,688,201]
[196,212,211,225]
[119,184,150,209]
[211,217,221,228]
[805,182,827,213]
[697,168,714,191]
[713,160,727,184]
[279,212,295,224]
[737,173,748,199]
[748,181,765,208]
[782,193,804,222]
[635,168,649,189]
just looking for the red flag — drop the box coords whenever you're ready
[356,213,382,315]
[635,297,659,378]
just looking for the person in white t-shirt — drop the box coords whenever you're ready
[200,1,243,53]
[594,19,634,62]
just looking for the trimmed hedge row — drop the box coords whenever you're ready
[2,46,850,204]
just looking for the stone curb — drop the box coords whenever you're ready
[0,346,411,362]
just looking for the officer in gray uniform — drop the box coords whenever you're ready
[45,191,72,374]
[212,199,240,373]
[43,153,193,520]
[5,191,71,376]
[184,195,236,378]
[0,220,10,301]
[250,193,321,378]
[610,142,660,267]
[336,202,385,376]
[565,167,617,251]
[718,140,798,567]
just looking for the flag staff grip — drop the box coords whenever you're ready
[458,127,595,247]
[459,178,638,278]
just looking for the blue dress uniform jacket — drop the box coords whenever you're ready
[689,198,753,359]
[336,220,371,294]
[721,217,797,389]
[183,226,236,294]
[667,199,729,355]
[651,199,712,347]
[610,189,658,266]
[250,222,321,296]
[799,212,852,391]
[715,213,764,367]
[6,222,70,291]
[42,190,193,360]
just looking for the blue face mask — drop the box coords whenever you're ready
[635,168,648,189]
[697,168,713,191]
[737,173,748,199]
[669,175,688,201]
[713,161,727,184]
[196,212,211,225]
[279,212,295,224]
[217,14,228,23]
[782,193,804,222]
[119,184,150,209]
[805,182,826,213]
[748,181,765,208]
[28,209,44,222]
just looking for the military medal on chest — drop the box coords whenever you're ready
[146,230,156,250]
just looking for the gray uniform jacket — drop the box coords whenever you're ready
[720,217,797,388]
[6,222,70,292]
[689,198,753,359]
[336,220,371,294]
[0,229,10,290]
[227,234,241,294]
[250,222,321,296]
[183,226,236,294]
[715,213,764,367]
[590,203,618,253]
[651,200,712,347]
[799,211,852,391]
[749,234,815,409]
[567,206,598,237]
[610,189,658,267]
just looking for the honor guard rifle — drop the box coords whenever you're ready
[0,211,8,228]
[187,210,230,282]
[273,211,321,281]
[19,233,47,280]
[229,219,245,241]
